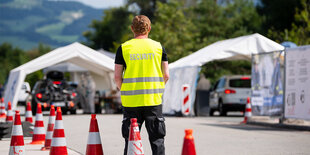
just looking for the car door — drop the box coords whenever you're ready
[216,77,226,99]
[209,80,220,108]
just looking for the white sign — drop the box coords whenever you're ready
[285,46,310,120]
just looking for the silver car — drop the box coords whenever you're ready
[209,75,251,116]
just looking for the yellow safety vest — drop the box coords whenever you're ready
[120,38,165,107]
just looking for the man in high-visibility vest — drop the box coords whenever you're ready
[114,15,169,155]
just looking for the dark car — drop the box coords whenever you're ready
[31,71,77,115]
[66,81,85,111]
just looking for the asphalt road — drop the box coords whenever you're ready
[53,113,310,154]
[4,107,310,155]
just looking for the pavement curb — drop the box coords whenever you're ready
[247,117,310,131]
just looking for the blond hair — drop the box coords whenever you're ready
[131,15,151,35]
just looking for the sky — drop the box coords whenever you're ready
[51,0,125,9]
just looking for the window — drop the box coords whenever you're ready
[229,79,251,88]
[211,80,219,91]
[217,78,226,89]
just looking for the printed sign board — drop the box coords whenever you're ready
[251,51,284,116]
[285,46,310,120]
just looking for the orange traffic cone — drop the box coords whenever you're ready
[127,118,144,155]
[25,102,33,123]
[30,103,45,144]
[9,110,25,155]
[50,107,68,155]
[241,97,252,124]
[41,105,56,151]
[6,101,14,123]
[181,129,196,155]
[86,114,104,155]
[0,98,6,118]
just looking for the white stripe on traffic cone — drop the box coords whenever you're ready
[50,107,68,155]
[42,105,56,151]
[9,110,25,155]
[30,103,45,144]
[127,118,144,155]
[86,114,103,155]
[25,102,33,123]
[241,97,252,124]
[6,101,14,123]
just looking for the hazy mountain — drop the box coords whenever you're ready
[0,0,104,50]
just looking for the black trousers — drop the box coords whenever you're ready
[122,105,166,155]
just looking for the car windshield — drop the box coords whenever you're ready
[229,79,251,88]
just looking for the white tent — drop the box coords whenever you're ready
[97,49,116,59]
[4,42,115,109]
[163,33,285,115]
[43,62,88,73]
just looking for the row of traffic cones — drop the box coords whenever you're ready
[9,103,104,155]
[0,99,33,123]
[0,98,6,118]
[7,100,199,155]
[127,118,197,155]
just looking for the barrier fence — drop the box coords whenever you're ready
[251,45,310,121]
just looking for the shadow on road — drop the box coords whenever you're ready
[200,123,293,131]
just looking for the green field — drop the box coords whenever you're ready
[0,36,56,50]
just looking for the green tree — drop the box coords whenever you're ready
[192,0,261,83]
[127,0,167,20]
[266,0,310,45]
[0,43,27,84]
[194,0,262,46]
[285,0,310,45]
[257,0,302,33]
[150,1,197,62]
[202,60,251,84]
[25,43,52,87]
[84,7,134,52]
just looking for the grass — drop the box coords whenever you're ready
[0,36,39,50]
[3,0,41,9]
[2,16,46,32]
[50,35,79,43]
[36,22,66,35]
[0,36,58,50]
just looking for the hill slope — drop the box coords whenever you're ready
[0,0,103,50]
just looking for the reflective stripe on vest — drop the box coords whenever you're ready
[120,38,165,107]
[123,77,164,83]
[121,88,165,96]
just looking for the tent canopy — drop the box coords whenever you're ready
[170,33,285,68]
[163,33,285,115]
[97,49,116,59]
[4,42,115,109]
[43,62,88,73]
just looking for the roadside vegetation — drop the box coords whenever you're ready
[1,0,309,86]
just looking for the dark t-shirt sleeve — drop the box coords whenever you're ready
[115,45,125,65]
[162,46,168,61]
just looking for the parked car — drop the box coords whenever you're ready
[209,75,251,116]
[31,71,77,115]
[18,82,31,105]
[66,81,85,110]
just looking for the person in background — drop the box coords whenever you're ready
[85,72,95,114]
[114,15,169,155]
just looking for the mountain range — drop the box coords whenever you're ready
[0,0,104,50]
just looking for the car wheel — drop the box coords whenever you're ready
[209,109,214,116]
[70,109,76,114]
[219,100,227,116]
[62,108,67,115]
